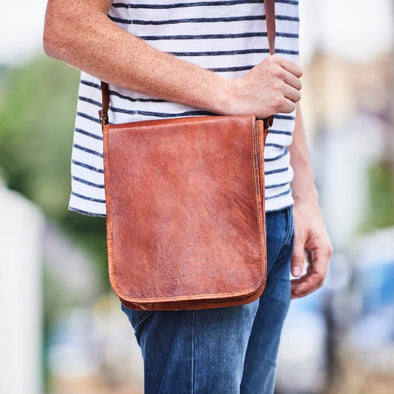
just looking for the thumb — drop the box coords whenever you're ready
[291,233,305,277]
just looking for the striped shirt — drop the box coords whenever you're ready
[69,0,300,217]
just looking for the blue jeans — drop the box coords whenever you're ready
[121,206,294,394]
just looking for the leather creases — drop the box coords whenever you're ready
[100,0,276,311]
[102,115,268,310]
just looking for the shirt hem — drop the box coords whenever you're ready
[265,203,294,214]
[68,205,106,218]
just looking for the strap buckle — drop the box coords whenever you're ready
[263,115,274,131]
[99,110,108,126]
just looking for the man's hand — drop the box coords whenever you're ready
[290,198,333,299]
[229,55,303,119]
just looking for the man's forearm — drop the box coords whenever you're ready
[289,102,333,296]
[43,1,230,115]
[289,103,319,204]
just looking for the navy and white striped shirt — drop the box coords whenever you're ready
[69,0,300,217]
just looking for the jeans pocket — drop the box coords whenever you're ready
[283,206,294,247]
[121,303,154,333]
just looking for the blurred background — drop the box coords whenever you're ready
[0,0,393,393]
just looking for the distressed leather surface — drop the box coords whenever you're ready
[103,115,267,311]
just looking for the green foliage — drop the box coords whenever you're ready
[364,160,394,230]
[0,56,77,217]
[0,55,109,285]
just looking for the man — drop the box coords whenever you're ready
[43,1,333,392]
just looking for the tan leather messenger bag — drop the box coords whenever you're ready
[99,0,277,311]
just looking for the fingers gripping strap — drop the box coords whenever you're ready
[99,0,276,125]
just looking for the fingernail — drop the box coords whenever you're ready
[293,267,301,276]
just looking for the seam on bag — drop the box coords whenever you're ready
[106,117,265,300]
[102,124,117,299]
[256,119,268,296]
[105,116,266,301]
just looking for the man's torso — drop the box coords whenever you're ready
[69,0,300,217]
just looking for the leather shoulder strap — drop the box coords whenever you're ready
[99,0,276,125]
[264,0,276,56]
[98,80,110,125]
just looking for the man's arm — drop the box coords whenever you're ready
[289,102,333,298]
[43,0,302,119]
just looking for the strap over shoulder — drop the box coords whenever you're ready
[264,0,276,56]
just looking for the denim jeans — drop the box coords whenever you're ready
[121,206,294,394]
